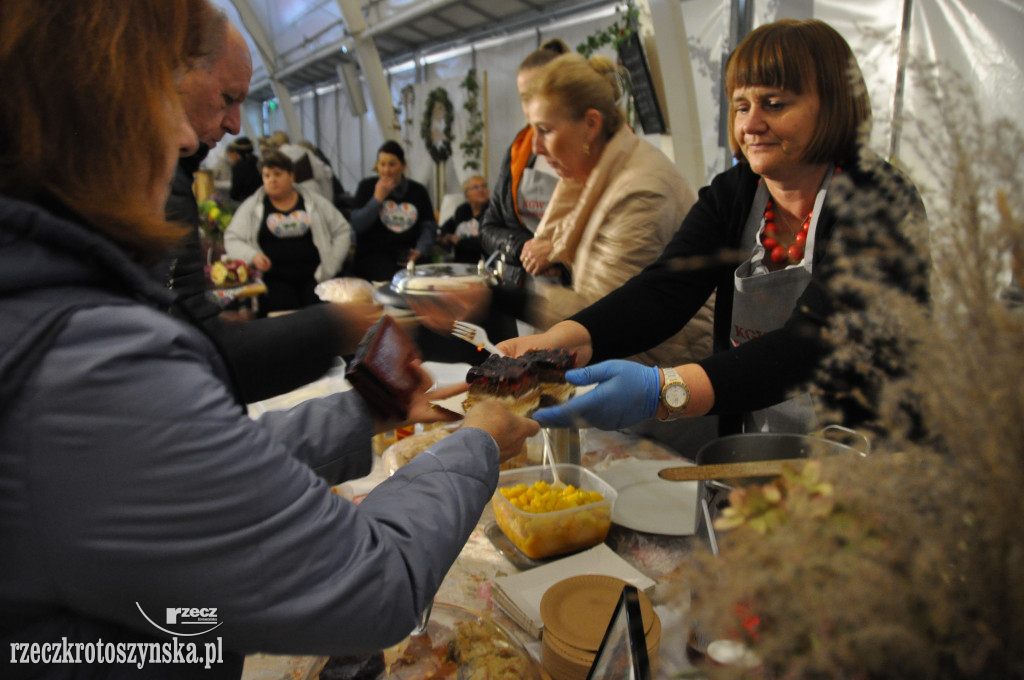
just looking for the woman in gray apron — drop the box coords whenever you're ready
[501,19,928,438]
[730,166,835,433]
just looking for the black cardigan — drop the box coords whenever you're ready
[571,157,926,426]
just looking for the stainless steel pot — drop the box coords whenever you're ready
[694,426,869,552]
[373,260,500,309]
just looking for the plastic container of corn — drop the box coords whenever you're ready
[492,464,617,559]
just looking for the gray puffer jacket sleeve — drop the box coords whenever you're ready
[11,304,499,657]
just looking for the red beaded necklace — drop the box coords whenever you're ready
[759,166,840,266]
[761,199,811,265]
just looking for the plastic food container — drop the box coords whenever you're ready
[492,464,617,560]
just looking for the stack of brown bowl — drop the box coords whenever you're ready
[539,575,661,680]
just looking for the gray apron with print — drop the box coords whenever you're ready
[516,156,559,233]
[730,169,834,433]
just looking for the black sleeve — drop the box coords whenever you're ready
[229,166,246,203]
[165,162,201,226]
[706,161,929,420]
[570,166,828,416]
[205,305,341,404]
[698,305,827,415]
[353,177,377,208]
[229,160,261,203]
[166,219,222,325]
[410,182,438,256]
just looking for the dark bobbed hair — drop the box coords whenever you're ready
[527,53,625,142]
[0,0,219,261]
[228,136,255,156]
[376,140,406,166]
[518,38,570,73]
[725,19,871,166]
[258,150,294,173]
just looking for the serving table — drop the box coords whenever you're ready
[242,372,705,680]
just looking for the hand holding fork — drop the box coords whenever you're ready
[450,320,506,356]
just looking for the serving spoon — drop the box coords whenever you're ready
[540,428,563,488]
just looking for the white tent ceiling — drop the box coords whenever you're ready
[204,0,1024,260]
[212,0,611,101]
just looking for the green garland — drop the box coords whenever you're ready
[421,87,454,164]
[459,69,484,172]
[577,0,639,58]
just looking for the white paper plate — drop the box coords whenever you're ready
[421,361,472,388]
[427,376,596,418]
[596,459,698,536]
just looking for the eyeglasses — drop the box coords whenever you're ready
[466,183,488,191]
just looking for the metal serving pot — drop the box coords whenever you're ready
[373,260,500,309]
[694,426,869,552]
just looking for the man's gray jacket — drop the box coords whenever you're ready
[0,194,500,679]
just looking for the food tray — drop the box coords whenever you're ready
[492,465,617,560]
[317,602,542,679]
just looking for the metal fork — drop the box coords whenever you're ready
[450,321,505,356]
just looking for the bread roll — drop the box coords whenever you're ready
[314,278,376,304]
[383,428,454,475]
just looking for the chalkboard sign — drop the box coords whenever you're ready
[617,31,666,135]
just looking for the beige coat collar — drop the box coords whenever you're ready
[534,126,638,268]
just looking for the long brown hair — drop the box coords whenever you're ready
[725,19,871,166]
[0,0,219,261]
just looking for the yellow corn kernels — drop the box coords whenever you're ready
[499,481,604,513]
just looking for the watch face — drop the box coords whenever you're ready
[665,383,688,409]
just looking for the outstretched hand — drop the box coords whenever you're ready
[462,399,539,464]
[531,360,660,430]
[373,361,465,433]
[496,321,594,366]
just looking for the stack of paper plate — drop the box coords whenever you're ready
[539,575,661,680]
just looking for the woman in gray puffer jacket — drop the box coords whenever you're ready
[0,4,537,679]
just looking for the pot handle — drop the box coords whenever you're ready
[483,251,504,283]
[819,424,871,456]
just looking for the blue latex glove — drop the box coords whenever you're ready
[531,360,660,430]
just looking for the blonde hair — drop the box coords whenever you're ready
[0,0,218,261]
[526,53,625,141]
[461,175,486,193]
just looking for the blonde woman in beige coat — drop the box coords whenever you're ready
[519,52,714,367]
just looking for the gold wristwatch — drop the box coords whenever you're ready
[658,367,690,421]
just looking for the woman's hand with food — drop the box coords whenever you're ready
[463,399,539,464]
[497,320,593,366]
[373,361,464,434]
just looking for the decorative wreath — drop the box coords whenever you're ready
[421,87,455,164]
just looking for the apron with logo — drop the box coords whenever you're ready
[516,155,559,233]
[730,168,834,433]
